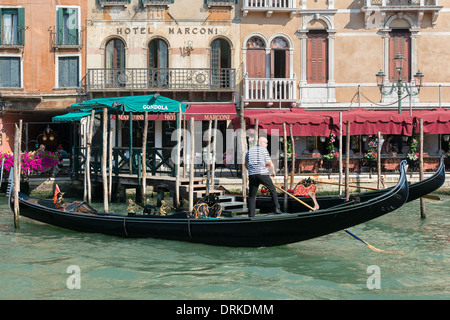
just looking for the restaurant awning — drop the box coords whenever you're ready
[330,109,414,136]
[232,109,333,137]
[412,108,450,134]
[53,94,187,123]
[52,111,94,123]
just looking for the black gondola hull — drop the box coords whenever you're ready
[13,162,409,247]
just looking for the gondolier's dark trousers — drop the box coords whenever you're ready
[248,174,280,217]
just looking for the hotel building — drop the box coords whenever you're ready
[1,0,449,158]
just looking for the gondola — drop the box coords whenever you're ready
[255,157,445,214]
[9,161,409,248]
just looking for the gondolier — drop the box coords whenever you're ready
[245,136,282,217]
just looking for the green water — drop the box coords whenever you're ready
[0,194,449,300]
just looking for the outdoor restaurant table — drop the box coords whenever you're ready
[296,154,322,173]
[381,153,404,172]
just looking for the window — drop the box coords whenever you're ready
[270,37,289,79]
[105,38,126,87]
[148,38,168,69]
[211,39,231,88]
[307,31,328,84]
[0,8,25,46]
[0,56,21,87]
[106,38,125,69]
[389,30,411,82]
[58,56,79,87]
[56,7,79,46]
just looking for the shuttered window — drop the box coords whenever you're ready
[0,57,21,87]
[307,32,328,84]
[0,8,25,46]
[389,30,411,82]
[246,50,265,78]
[58,56,79,87]
[56,8,78,46]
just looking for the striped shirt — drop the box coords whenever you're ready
[245,145,271,175]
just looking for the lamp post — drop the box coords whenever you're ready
[376,53,424,115]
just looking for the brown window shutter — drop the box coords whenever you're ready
[247,49,266,78]
[307,32,328,84]
[389,31,411,82]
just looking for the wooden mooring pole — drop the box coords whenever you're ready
[142,111,149,205]
[102,108,109,212]
[283,122,288,212]
[84,109,95,205]
[345,121,350,201]
[206,120,212,195]
[419,118,426,219]
[188,117,195,212]
[211,119,218,190]
[13,120,22,229]
[338,112,343,195]
[377,132,382,190]
[239,98,247,203]
[174,105,182,208]
[289,124,295,190]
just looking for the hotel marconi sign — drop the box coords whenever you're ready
[116,26,220,36]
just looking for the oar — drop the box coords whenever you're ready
[316,180,440,200]
[274,185,316,211]
[316,180,380,191]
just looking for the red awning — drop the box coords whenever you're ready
[412,108,450,134]
[232,109,333,137]
[329,109,414,136]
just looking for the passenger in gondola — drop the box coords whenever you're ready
[245,136,282,217]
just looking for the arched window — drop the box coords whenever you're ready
[148,38,168,69]
[105,38,125,87]
[148,38,169,87]
[105,38,125,69]
[211,38,231,88]
[246,36,266,78]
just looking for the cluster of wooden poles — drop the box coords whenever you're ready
[239,109,429,219]
[11,106,428,229]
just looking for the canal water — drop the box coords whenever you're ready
[0,194,448,300]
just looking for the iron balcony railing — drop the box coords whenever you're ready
[50,26,84,49]
[365,0,439,6]
[206,0,236,6]
[85,68,236,91]
[0,26,26,46]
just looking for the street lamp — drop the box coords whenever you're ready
[376,53,424,115]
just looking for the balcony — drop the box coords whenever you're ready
[244,76,297,105]
[50,26,85,50]
[141,0,173,7]
[206,0,235,7]
[362,0,442,28]
[85,68,236,93]
[242,0,297,17]
[98,0,130,7]
[0,26,26,50]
